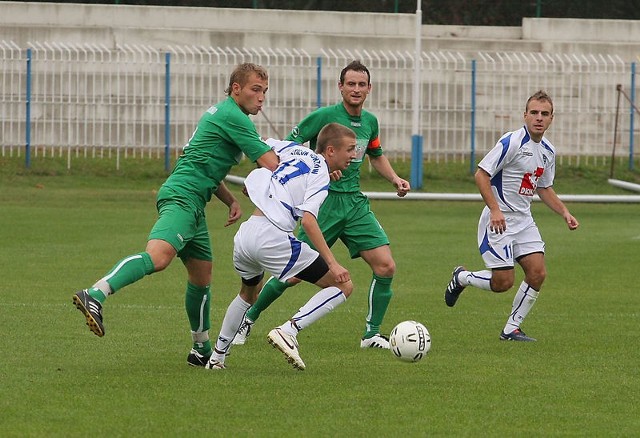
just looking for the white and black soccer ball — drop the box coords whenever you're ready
[389,320,431,362]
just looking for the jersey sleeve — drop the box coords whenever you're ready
[478,133,514,176]
[224,109,272,162]
[366,136,383,158]
[537,149,556,188]
[285,109,326,148]
[364,113,383,157]
[299,172,330,218]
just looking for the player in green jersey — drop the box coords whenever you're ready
[72,63,279,366]
[236,60,410,349]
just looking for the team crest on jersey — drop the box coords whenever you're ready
[353,140,367,161]
[519,167,544,196]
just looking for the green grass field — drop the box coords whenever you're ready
[1,156,639,436]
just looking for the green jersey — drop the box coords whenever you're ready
[285,103,383,193]
[161,97,271,210]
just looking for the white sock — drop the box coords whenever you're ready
[460,269,492,291]
[503,281,539,334]
[280,286,346,334]
[213,295,251,358]
[91,279,113,298]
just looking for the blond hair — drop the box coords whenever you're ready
[225,63,268,95]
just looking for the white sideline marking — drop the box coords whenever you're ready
[226,175,640,203]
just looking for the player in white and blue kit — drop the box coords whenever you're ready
[206,123,357,370]
[445,91,579,342]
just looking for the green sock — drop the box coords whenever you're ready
[185,282,212,354]
[89,252,155,303]
[364,274,393,338]
[105,252,155,292]
[245,277,289,322]
[87,287,107,304]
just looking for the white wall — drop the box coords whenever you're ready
[2,2,640,61]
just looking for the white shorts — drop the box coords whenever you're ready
[233,215,320,282]
[477,207,545,269]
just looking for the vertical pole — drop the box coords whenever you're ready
[629,62,636,171]
[470,59,477,174]
[165,52,171,173]
[611,85,622,179]
[410,0,423,190]
[316,56,322,109]
[536,0,542,18]
[26,48,32,168]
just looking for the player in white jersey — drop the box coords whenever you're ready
[206,123,357,370]
[444,90,579,342]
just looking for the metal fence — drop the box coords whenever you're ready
[1,41,638,168]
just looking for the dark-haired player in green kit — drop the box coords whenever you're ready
[235,60,410,349]
[72,63,279,366]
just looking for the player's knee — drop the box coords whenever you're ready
[340,280,354,297]
[151,254,173,271]
[526,269,546,289]
[491,278,514,292]
[372,259,396,277]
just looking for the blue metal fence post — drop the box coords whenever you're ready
[164,52,171,173]
[470,59,477,174]
[25,48,32,168]
[410,135,423,189]
[409,0,423,190]
[316,56,322,109]
[629,62,636,171]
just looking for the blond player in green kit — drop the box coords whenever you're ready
[235,60,410,349]
[72,63,278,366]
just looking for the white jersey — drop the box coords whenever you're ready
[244,139,330,232]
[478,126,556,215]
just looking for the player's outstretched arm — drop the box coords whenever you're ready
[256,149,279,171]
[369,154,410,197]
[214,182,242,227]
[475,168,506,234]
[537,186,580,230]
[300,211,350,284]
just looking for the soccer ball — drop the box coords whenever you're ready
[389,320,431,362]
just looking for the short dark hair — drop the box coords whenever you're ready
[526,90,554,114]
[225,63,268,95]
[339,60,370,85]
[316,123,356,154]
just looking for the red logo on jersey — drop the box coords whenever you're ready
[519,167,544,196]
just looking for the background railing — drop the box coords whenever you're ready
[1,41,637,169]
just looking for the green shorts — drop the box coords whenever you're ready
[298,191,389,259]
[148,197,212,262]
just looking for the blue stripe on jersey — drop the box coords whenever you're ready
[280,236,302,280]
[490,170,515,212]
[308,184,329,199]
[479,230,505,262]
[495,134,511,167]
[520,130,530,147]
[280,201,300,221]
[490,134,515,212]
[541,140,554,154]
[273,141,299,154]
